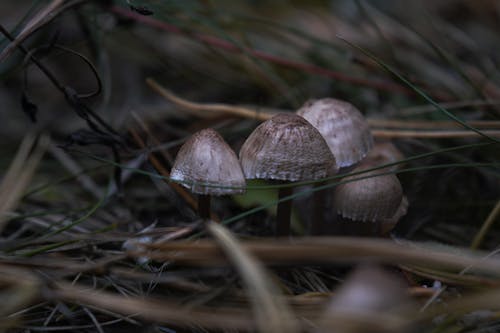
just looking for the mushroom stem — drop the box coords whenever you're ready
[198,194,211,220]
[311,182,326,235]
[276,185,293,236]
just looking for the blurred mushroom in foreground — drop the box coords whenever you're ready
[171,128,246,219]
[239,113,337,236]
[317,264,415,333]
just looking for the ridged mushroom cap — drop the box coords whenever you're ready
[171,129,245,196]
[333,168,404,222]
[296,98,373,168]
[239,113,337,181]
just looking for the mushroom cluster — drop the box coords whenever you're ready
[295,98,407,235]
[169,97,407,236]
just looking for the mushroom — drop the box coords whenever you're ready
[317,264,414,333]
[171,128,246,219]
[296,98,374,234]
[362,140,405,172]
[239,113,337,236]
[296,98,373,172]
[332,165,408,235]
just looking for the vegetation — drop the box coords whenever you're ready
[0,1,499,332]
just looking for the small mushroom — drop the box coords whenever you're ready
[333,166,408,235]
[296,98,373,172]
[297,98,374,234]
[239,113,337,236]
[317,264,414,333]
[171,128,246,219]
[362,140,405,172]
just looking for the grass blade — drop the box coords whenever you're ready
[339,37,500,143]
[207,221,300,333]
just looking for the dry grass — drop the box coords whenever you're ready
[0,1,499,332]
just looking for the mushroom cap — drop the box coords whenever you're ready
[318,265,414,333]
[171,128,246,195]
[380,196,408,234]
[326,264,409,313]
[239,113,337,182]
[333,168,404,222]
[296,98,373,169]
[361,141,405,172]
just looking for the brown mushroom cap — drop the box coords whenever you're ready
[296,98,373,169]
[380,196,408,234]
[171,129,246,196]
[361,140,405,172]
[239,113,337,181]
[333,168,405,222]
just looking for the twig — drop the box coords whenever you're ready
[369,119,500,130]
[371,129,500,138]
[127,127,197,211]
[147,78,500,139]
[53,281,256,331]
[146,78,276,121]
[0,23,118,138]
[400,99,500,115]
[470,199,500,250]
[0,0,65,62]
[83,307,105,333]
[208,222,300,333]
[49,145,103,199]
[0,135,49,233]
[0,0,86,63]
[136,237,500,276]
[130,112,174,165]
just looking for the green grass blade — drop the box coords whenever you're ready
[339,37,500,143]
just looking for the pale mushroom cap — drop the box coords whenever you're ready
[239,113,337,182]
[296,98,373,168]
[318,265,414,333]
[171,129,246,195]
[326,264,409,313]
[333,169,404,222]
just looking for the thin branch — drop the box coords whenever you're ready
[371,129,500,138]
[146,78,276,121]
[369,119,500,130]
[0,0,86,63]
[147,78,500,139]
[470,199,500,250]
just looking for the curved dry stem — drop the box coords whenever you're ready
[207,222,300,333]
[146,78,276,121]
[147,78,500,138]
